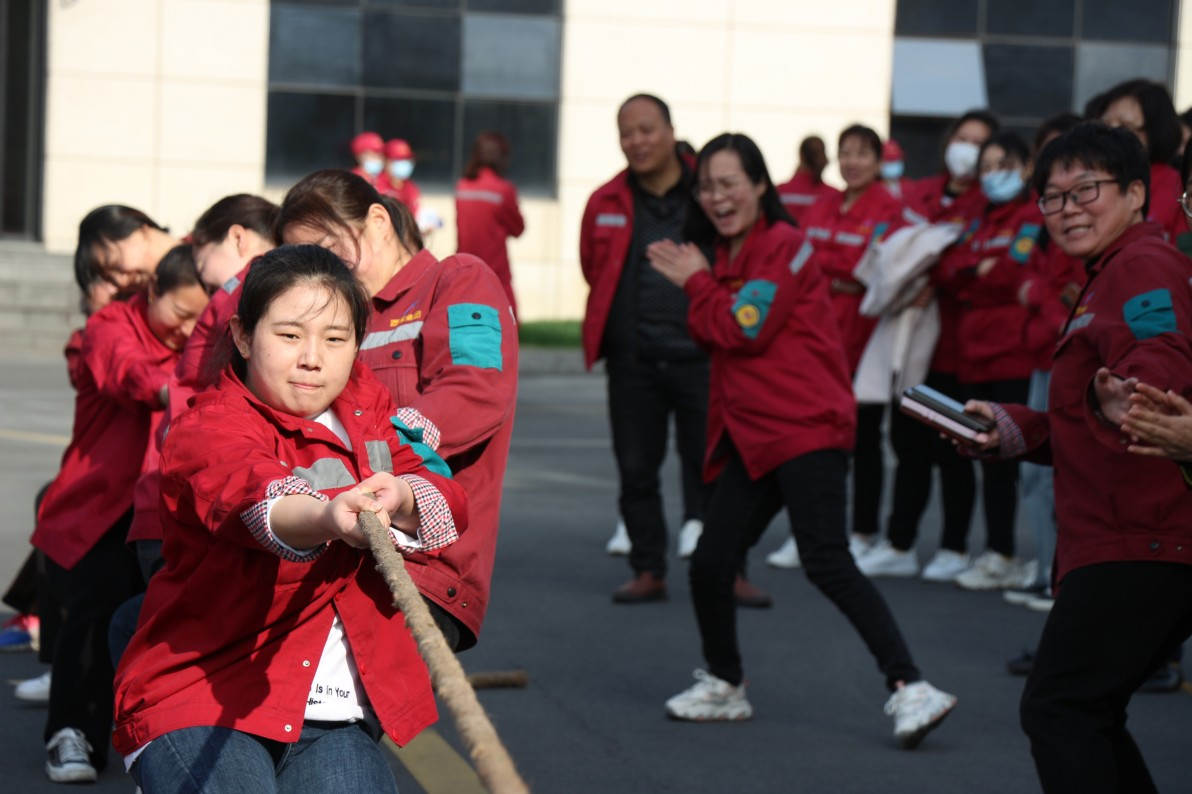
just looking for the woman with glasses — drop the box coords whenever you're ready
[646,132,956,747]
[962,123,1192,793]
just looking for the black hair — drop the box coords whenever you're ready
[191,194,280,248]
[940,109,1000,166]
[1034,112,1082,153]
[1084,79,1181,165]
[980,131,1032,170]
[682,132,796,245]
[838,124,882,161]
[153,245,202,295]
[74,205,167,289]
[276,169,423,254]
[675,140,696,158]
[463,131,511,180]
[618,93,672,126]
[232,245,371,378]
[1032,122,1151,217]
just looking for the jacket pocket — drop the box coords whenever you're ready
[446,304,503,370]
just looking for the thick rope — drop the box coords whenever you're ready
[358,510,530,794]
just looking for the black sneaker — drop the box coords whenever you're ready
[1006,649,1035,677]
[45,727,96,783]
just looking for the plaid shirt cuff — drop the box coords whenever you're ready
[240,476,329,562]
[394,407,441,451]
[991,403,1027,459]
[397,474,458,551]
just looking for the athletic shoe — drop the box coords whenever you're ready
[883,680,957,749]
[1025,594,1055,613]
[605,519,630,556]
[733,576,773,609]
[848,533,876,562]
[15,670,51,703]
[611,572,666,603]
[1003,583,1048,606]
[665,669,753,721]
[857,541,919,577]
[677,519,703,559]
[45,727,96,783]
[920,550,971,583]
[1006,649,1035,676]
[0,613,38,652]
[955,551,1036,591]
[765,537,801,569]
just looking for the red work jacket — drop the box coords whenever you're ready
[455,167,525,313]
[684,218,855,480]
[378,175,421,216]
[64,328,85,390]
[996,223,1192,583]
[801,182,910,372]
[113,363,466,754]
[176,267,246,392]
[358,249,517,648]
[775,170,840,226]
[579,170,634,369]
[1149,162,1185,243]
[32,294,175,568]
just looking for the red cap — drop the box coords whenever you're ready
[350,131,384,157]
[385,138,414,160]
[882,139,904,162]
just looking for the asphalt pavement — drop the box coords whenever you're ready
[0,352,1189,793]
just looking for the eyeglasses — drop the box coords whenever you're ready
[1181,192,1192,222]
[695,179,747,200]
[1037,179,1119,216]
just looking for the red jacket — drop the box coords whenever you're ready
[358,249,517,648]
[64,328,86,390]
[995,223,1192,583]
[378,175,421,216]
[455,167,525,313]
[935,197,1047,383]
[176,267,246,392]
[775,170,840,226]
[1149,162,1185,243]
[579,170,634,369]
[1018,236,1086,372]
[32,294,175,568]
[113,363,466,754]
[684,218,855,480]
[801,182,910,372]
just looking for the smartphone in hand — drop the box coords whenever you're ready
[899,384,995,443]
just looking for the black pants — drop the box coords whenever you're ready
[44,512,143,770]
[887,371,976,552]
[1021,562,1192,793]
[961,378,1029,556]
[690,440,920,689]
[853,403,886,537]
[606,355,710,577]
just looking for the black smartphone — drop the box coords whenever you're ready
[899,384,995,442]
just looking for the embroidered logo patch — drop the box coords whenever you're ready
[1010,223,1042,263]
[730,279,777,339]
[389,309,423,328]
[735,304,761,329]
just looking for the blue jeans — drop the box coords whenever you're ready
[131,722,399,794]
[1019,370,1056,588]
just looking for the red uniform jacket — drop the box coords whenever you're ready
[1149,162,1185,243]
[1018,235,1086,372]
[935,197,1047,383]
[64,328,86,390]
[579,170,635,369]
[357,249,517,647]
[112,363,466,754]
[32,294,175,568]
[378,175,421,216]
[684,218,856,480]
[775,170,840,227]
[176,267,246,392]
[455,167,525,313]
[802,183,911,372]
[993,223,1192,583]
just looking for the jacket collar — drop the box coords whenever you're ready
[1086,221,1164,278]
[373,249,439,307]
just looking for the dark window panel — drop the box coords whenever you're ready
[362,11,461,91]
[462,13,560,100]
[266,92,358,183]
[363,96,457,185]
[889,116,951,179]
[461,100,556,194]
[367,0,461,8]
[986,0,1074,37]
[1080,0,1174,44]
[269,4,361,86]
[467,0,559,13]
[894,0,978,36]
[983,44,1073,120]
[278,0,358,5]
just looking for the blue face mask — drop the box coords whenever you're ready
[880,161,904,180]
[361,158,384,177]
[389,159,415,181]
[981,169,1025,204]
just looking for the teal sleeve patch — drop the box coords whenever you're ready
[868,222,890,246]
[1009,223,1042,264]
[1123,288,1178,340]
[391,418,453,478]
[446,303,503,370]
[731,279,777,339]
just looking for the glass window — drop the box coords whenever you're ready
[366,0,460,8]
[265,92,358,183]
[269,4,360,86]
[462,13,560,100]
[986,0,1074,38]
[468,0,560,13]
[892,39,988,116]
[983,44,1073,119]
[362,10,461,91]
[894,0,978,36]
[461,100,556,192]
[363,96,457,186]
[1075,43,1171,112]
[1081,0,1174,43]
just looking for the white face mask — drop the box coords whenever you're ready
[944,141,980,179]
[389,159,414,181]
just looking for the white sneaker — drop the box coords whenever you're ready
[921,550,972,583]
[677,519,703,559]
[1025,593,1055,612]
[45,727,97,783]
[857,541,919,577]
[606,519,630,556]
[955,551,1036,591]
[665,669,753,721]
[884,680,957,749]
[765,537,801,569]
[15,670,51,703]
[848,533,876,562]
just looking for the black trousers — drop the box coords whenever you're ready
[960,378,1030,556]
[1021,562,1192,793]
[690,440,920,690]
[43,512,143,770]
[606,355,710,577]
[853,403,886,538]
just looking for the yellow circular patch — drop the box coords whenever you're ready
[1015,236,1035,256]
[735,304,760,328]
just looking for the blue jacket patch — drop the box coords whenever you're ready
[1123,288,1177,340]
[731,279,777,339]
[1009,223,1042,264]
[446,303,503,370]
